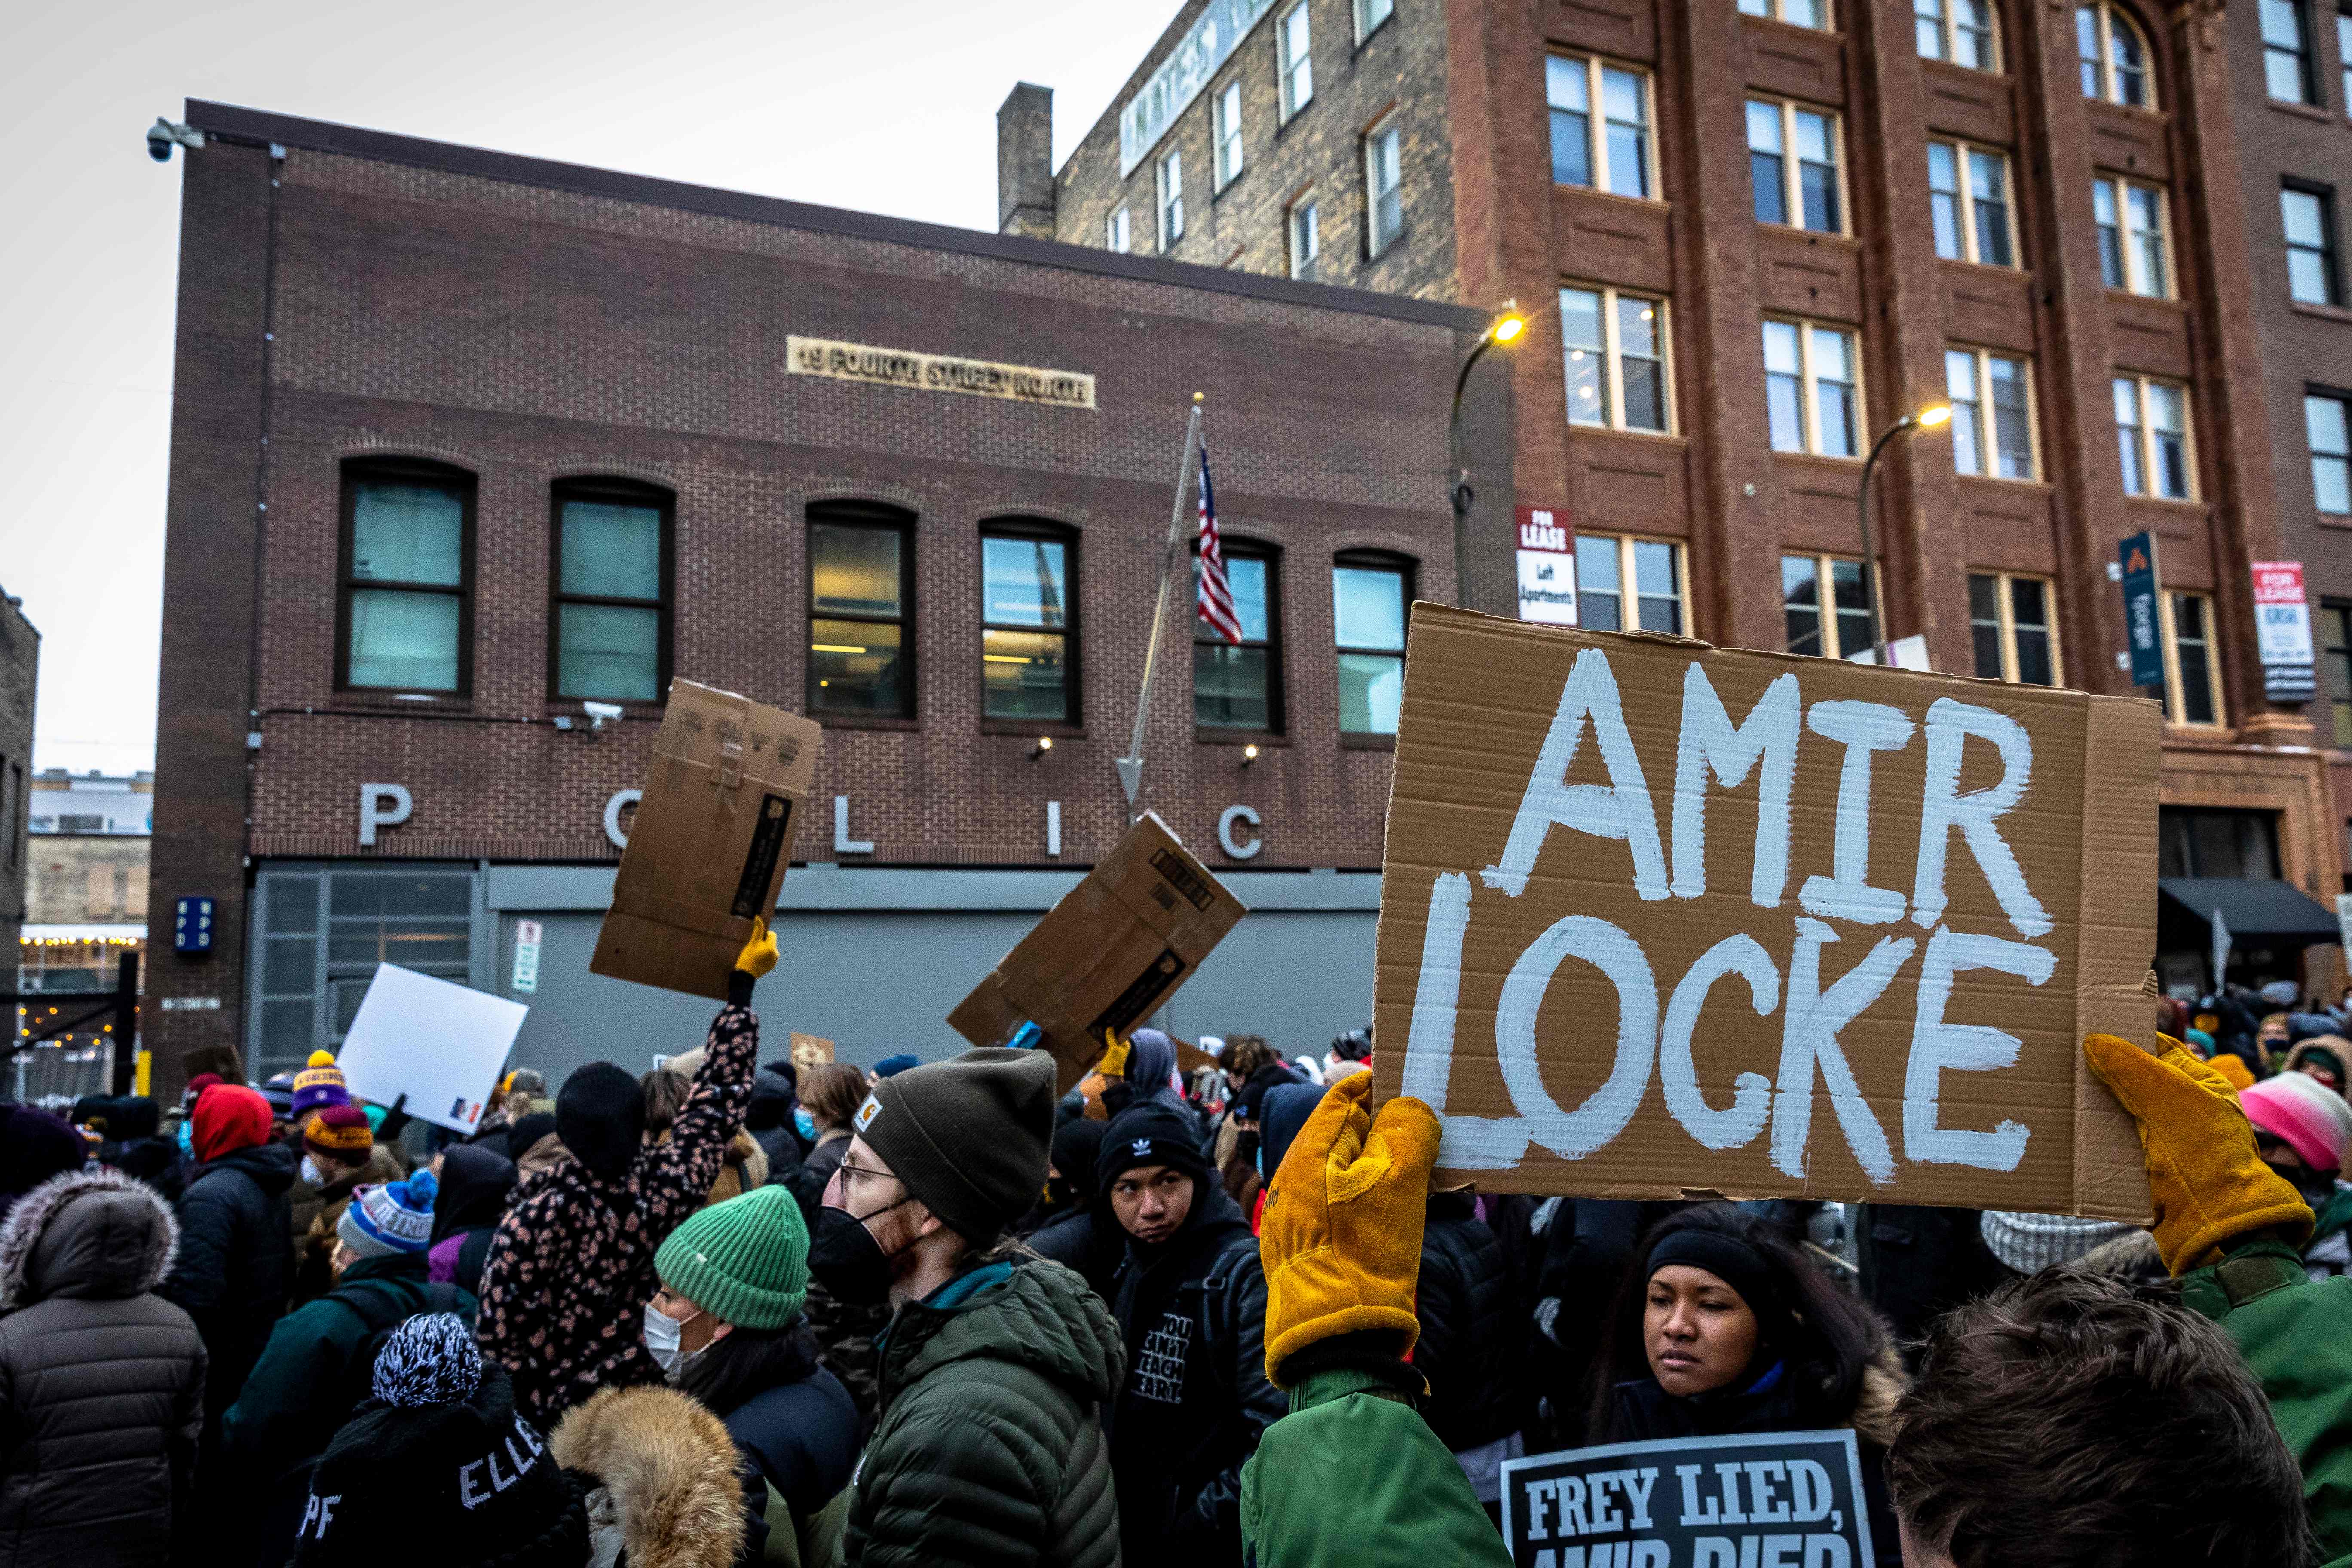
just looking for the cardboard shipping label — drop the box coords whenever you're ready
[949,812,1247,1091]
[591,680,823,1000]
[1372,606,2157,1219]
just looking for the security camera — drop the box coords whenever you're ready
[581,700,624,732]
[147,118,203,163]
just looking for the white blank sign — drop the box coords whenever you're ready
[335,963,530,1134]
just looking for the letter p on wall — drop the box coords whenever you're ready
[1369,605,2156,1221]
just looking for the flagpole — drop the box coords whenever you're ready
[1116,393,1205,811]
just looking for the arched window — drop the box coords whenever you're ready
[550,477,672,704]
[2077,3,2152,108]
[979,519,1078,725]
[339,457,474,694]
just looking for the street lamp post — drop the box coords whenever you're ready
[1855,404,1951,668]
[1449,303,1526,607]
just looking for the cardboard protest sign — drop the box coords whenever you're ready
[949,812,1246,1091]
[1373,606,2156,1218]
[335,963,530,1134]
[592,680,822,1000]
[790,1032,836,1072]
[1502,1430,1874,1568]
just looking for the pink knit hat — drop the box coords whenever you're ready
[2241,1071,2352,1176]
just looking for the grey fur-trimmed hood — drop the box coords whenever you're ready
[0,1163,180,1310]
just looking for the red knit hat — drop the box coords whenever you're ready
[192,1084,273,1163]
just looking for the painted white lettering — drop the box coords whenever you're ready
[1482,648,1668,901]
[1746,1461,1791,1523]
[1804,1536,1853,1568]
[1660,934,1779,1152]
[1694,1543,1738,1568]
[1633,1545,1670,1568]
[1763,1535,1804,1568]
[1798,701,1914,925]
[1402,872,1532,1168]
[1528,1476,1555,1540]
[1498,916,1658,1161]
[1671,665,1800,906]
[1589,1472,1622,1532]
[1904,927,2054,1170]
[1678,1465,1722,1527]
[1773,919,1913,1182]
[1623,1467,1659,1531]
[1714,1463,1750,1526]
[1911,698,2050,937]
[1559,1475,1592,1535]
[1787,1459,1834,1523]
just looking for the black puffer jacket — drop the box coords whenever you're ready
[157,1139,296,1431]
[0,1165,207,1568]
[1415,1190,1527,1452]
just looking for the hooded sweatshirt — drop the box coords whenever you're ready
[158,1088,297,1436]
[428,1142,517,1294]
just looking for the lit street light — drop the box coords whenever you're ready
[1856,404,1952,668]
[1449,304,1528,605]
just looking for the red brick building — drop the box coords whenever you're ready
[145,101,1504,1094]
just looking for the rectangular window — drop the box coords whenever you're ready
[1782,554,1877,658]
[1355,0,1394,39]
[1928,141,2015,265]
[2264,0,2318,102]
[2115,374,2195,499]
[2284,185,2340,305]
[2310,392,2352,513]
[1279,2,1314,118]
[1916,0,1996,67]
[2162,590,2223,725]
[1106,206,1130,252]
[1366,119,1404,255]
[1333,556,1412,735]
[340,462,471,694]
[1945,348,2037,480]
[1968,572,2060,684]
[551,481,669,703]
[2324,603,2352,746]
[980,528,1076,723]
[1195,545,1282,732]
[1213,81,1245,190]
[2092,177,2171,297]
[2340,6,2352,112]
[1289,199,1322,280]
[1548,56,1653,199]
[1574,535,1685,634]
[808,508,913,717]
[1763,318,1861,457]
[1560,285,1673,434]
[1741,0,1828,28]
[1749,98,1843,233]
[1158,149,1185,249]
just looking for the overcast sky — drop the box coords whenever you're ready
[0,0,1168,776]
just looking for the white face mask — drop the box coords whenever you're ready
[643,1301,701,1375]
[300,1155,325,1186]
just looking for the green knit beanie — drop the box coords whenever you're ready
[652,1185,809,1330]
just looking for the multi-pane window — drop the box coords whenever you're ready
[1762,319,1861,458]
[1740,0,1827,30]
[339,460,472,694]
[2115,375,2194,500]
[1366,119,1405,255]
[2093,177,2170,296]
[2162,591,2222,725]
[1546,55,1653,199]
[1574,536,1684,633]
[1214,81,1246,190]
[2340,6,2352,111]
[1279,2,1314,118]
[1915,0,1997,69]
[2077,3,2150,107]
[808,505,913,717]
[1782,555,1877,659]
[1969,573,2058,685]
[1332,554,1412,735]
[1157,149,1185,249]
[1355,0,1394,39]
[1560,285,1672,433]
[1927,141,2015,266]
[551,480,669,703]
[2323,603,2352,746]
[2284,185,2340,305]
[980,525,1076,723]
[1105,206,1130,252]
[1945,348,2037,480]
[1289,199,1322,281]
[2264,0,2318,103]
[2310,392,2352,513]
[1747,98,1843,233]
[1196,543,1281,732]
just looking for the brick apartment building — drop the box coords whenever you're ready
[144,100,1503,1095]
[1008,0,2352,992]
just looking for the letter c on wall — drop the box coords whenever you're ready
[358,783,412,848]
[603,789,642,850]
[1218,804,1262,860]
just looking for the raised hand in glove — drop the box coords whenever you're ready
[1258,1070,1439,1387]
[2083,1032,2312,1276]
[726,918,778,1006]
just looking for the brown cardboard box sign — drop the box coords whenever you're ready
[950,812,1246,1091]
[591,680,823,1001]
[1373,606,2156,1220]
[790,1032,836,1072]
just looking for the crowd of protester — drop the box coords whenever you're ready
[7,946,2352,1565]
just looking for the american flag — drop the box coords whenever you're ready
[1195,443,1243,645]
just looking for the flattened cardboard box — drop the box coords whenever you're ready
[1372,606,2156,1221]
[591,680,822,1001]
[949,812,1247,1092]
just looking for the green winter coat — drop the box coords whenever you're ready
[843,1259,1124,1568]
[1240,1365,1513,1568]
[2181,1238,2352,1568]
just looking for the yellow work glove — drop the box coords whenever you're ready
[2083,1032,2312,1276]
[2204,1052,2256,1093]
[733,917,779,980]
[1097,1031,1132,1078]
[1258,1071,1439,1387]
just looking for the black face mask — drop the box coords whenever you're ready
[1042,1174,1077,1213]
[807,1198,915,1307]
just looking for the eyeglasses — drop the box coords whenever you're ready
[834,1160,900,1191]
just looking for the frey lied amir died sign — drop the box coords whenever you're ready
[1372,606,2157,1217]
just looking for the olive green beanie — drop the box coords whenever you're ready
[652,1185,809,1329]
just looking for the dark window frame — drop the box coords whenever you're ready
[335,456,476,697]
[2284,179,2343,306]
[2322,599,2352,749]
[978,517,1082,732]
[807,500,918,723]
[1332,548,1416,744]
[546,476,675,706]
[2265,0,2321,103]
[1194,535,1286,741]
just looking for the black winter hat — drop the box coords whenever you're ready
[744,1068,796,1132]
[292,1314,587,1568]
[854,1047,1053,1245]
[1097,1101,1214,1191]
[504,1112,558,1164]
[1050,1116,1111,1204]
[556,1063,643,1184]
